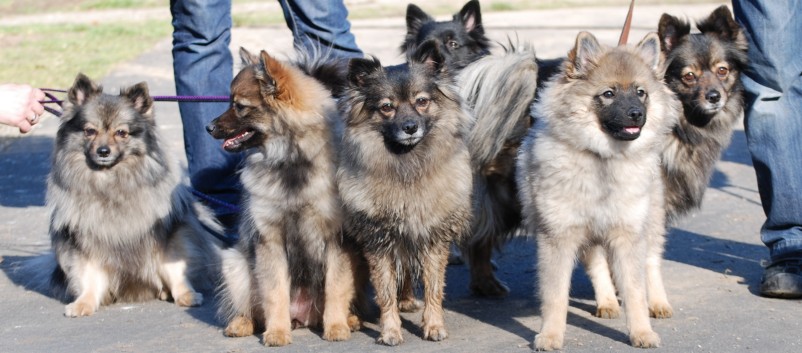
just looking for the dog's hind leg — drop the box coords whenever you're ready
[398,270,422,312]
[162,258,203,307]
[581,245,621,319]
[421,241,450,341]
[64,258,109,317]
[468,240,509,298]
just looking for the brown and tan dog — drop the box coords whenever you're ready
[207,48,357,346]
[337,41,473,346]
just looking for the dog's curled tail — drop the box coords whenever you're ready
[2,252,69,302]
[458,41,539,170]
[217,247,254,324]
[293,44,350,98]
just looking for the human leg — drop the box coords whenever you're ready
[278,0,363,58]
[732,0,802,297]
[171,0,242,225]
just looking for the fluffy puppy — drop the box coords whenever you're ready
[517,32,680,350]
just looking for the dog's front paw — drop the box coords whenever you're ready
[174,291,203,307]
[64,301,96,317]
[595,304,621,319]
[630,330,660,348]
[534,332,563,351]
[377,328,404,346]
[423,323,448,341]
[323,323,351,342]
[398,298,422,312]
[224,316,254,337]
[649,302,673,319]
[263,328,292,346]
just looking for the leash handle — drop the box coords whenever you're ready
[618,0,635,46]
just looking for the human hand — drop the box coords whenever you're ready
[0,84,46,133]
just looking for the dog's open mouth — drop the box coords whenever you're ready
[223,129,255,151]
[604,122,642,141]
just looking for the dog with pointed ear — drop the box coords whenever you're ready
[338,34,473,348]
[521,30,682,350]
[400,0,490,73]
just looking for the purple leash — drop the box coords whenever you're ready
[39,89,229,117]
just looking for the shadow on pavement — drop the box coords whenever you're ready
[664,228,765,295]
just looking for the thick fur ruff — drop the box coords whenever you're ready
[210,48,356,346]
[46,74,222,318]
[658,5,748,223]
[517,32,681,350]
[578,7,751,328]
[338,42,473,345]
[458,42,539,297]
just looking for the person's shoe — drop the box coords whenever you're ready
[760,258,802,299]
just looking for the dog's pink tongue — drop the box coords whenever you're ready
[223,138,239,149]
[223,130,251,149]
[625,127,641,134]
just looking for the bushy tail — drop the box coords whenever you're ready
[459,40,538,248]
[1,252,69,302]
[217,247,254,323]
[293,44,350,98]
[459,41,539,171]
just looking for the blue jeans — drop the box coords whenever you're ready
[171,0,362,220]
[278,0,363,58]
[733,0,802,262]
[171,0,241,218]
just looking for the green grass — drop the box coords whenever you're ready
[0,20,171,89]
[0,0,723,88]
[77,0,162,11]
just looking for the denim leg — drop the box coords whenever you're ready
[278,0,363,58]
[733,0,802,262]
[171,0,242,217]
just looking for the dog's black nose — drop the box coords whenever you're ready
[706,90,721,104]
[96,146,111,157]
[401,121,418,135]
[205,123,216,134]
[627,108,644,122]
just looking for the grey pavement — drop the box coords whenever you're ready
[3,2,801,352]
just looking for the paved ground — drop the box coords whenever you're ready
[3,2,802,352]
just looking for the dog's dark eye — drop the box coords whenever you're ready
[234,102,246,112]
[716,67,729,78]
[447,40,460,49]
[636,88,646,98]
[115,130,129,139]
[682,72,697,83]
[84,128,97,137]
[415,97,430,109]
[379,102,394,113]
[602,90,615,98]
